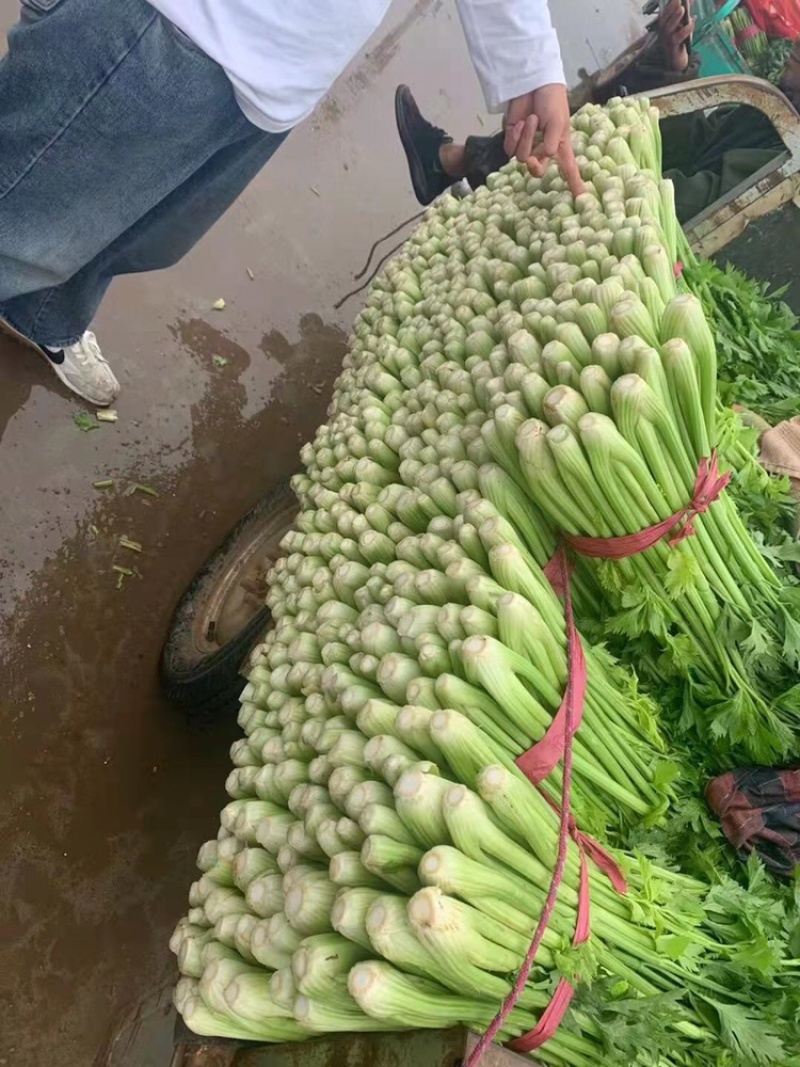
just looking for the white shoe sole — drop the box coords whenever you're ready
[0,316,118,407]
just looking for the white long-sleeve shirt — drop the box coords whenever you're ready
[148,1,565,133]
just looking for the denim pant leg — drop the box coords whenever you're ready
[2,127,287,345]
[0,0,285,347]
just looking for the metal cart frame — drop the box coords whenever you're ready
[649,74,800,257]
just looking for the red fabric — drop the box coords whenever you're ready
[744,0,800,40]
[563,452,730,559]
[706,766,800,876]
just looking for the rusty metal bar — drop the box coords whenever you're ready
[647,74,800,156]
[637,75,800,257]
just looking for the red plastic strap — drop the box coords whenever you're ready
[464,549,625,1067]
[516,570,587,784]
[673,260,684,279]
[463,548,580,1067]
[542,550,574,597]
[562,452,730,560]
[509,812,628,1051]
[736,22,762,41]
[508,836,591,1053]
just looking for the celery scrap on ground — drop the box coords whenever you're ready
[74,412,99,432]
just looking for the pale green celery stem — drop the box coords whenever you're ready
[587,447,726,662]
[663,339,710,460]
[638,410,777,593]
[482,417,529,495]
[711,495,783,591]
[445,806,674,967]
[435,674,532,751]
[465,648,649,813]
[517,445,602,538]
[469,892,656,1003]
[494,626,656,801]
[479,464,557,564]
[525,420,720,664]
[585,656,664,747]
[573,431,721,634]
[486,546,569,644]
[632,420,751,611]
[583,690,659,797]
[498,597,566,692]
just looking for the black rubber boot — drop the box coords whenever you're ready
[395,85,454,205]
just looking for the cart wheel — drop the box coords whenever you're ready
[160,477,299,716]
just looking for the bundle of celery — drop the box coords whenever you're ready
[172,96,800,1062]
[173,747,800,1063]
[721,7,793,85]
[470,105,800,764]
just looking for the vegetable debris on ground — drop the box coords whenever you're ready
[171,98,800,1064]
[73,411,100,432]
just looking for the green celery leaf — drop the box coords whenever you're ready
[664,549,703,600]
[701,997,785,1065]
[780,608,800,671]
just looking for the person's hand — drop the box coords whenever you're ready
[504,84,584,196]
[658,0,695,73]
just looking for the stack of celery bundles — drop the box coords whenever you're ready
[171,97,800,1066]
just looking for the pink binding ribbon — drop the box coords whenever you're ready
[563,451,730,560]
[464,548,626,1067]
[509,800,628,1051]
[511,547,627,1052]
[516,582,587,783]
[509,818,628,1052]
[467,456,727,1064]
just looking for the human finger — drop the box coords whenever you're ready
[515,115,539,164]
[558,141,585,197]
[534,113,566,163]
[504,120,524,157]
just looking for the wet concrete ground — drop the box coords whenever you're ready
[0,2,643,1063]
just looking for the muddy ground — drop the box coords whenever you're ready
[0,2,643,1063]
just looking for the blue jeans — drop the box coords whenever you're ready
[0,0,287,347]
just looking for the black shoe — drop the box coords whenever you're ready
[395,85,453,206]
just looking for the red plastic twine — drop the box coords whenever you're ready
[463,547,586,1067]
[563,452,730,559]
[466,454,730,1064]
[736,22,762,43]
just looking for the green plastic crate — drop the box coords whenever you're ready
[692,0,751,76]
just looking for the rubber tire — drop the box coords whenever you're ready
[160,478,298,717]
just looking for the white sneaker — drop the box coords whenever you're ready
[42,332,120,407]
[0,318,120,407]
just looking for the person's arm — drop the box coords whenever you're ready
[454,0,582,193]
[454,0,565,113]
